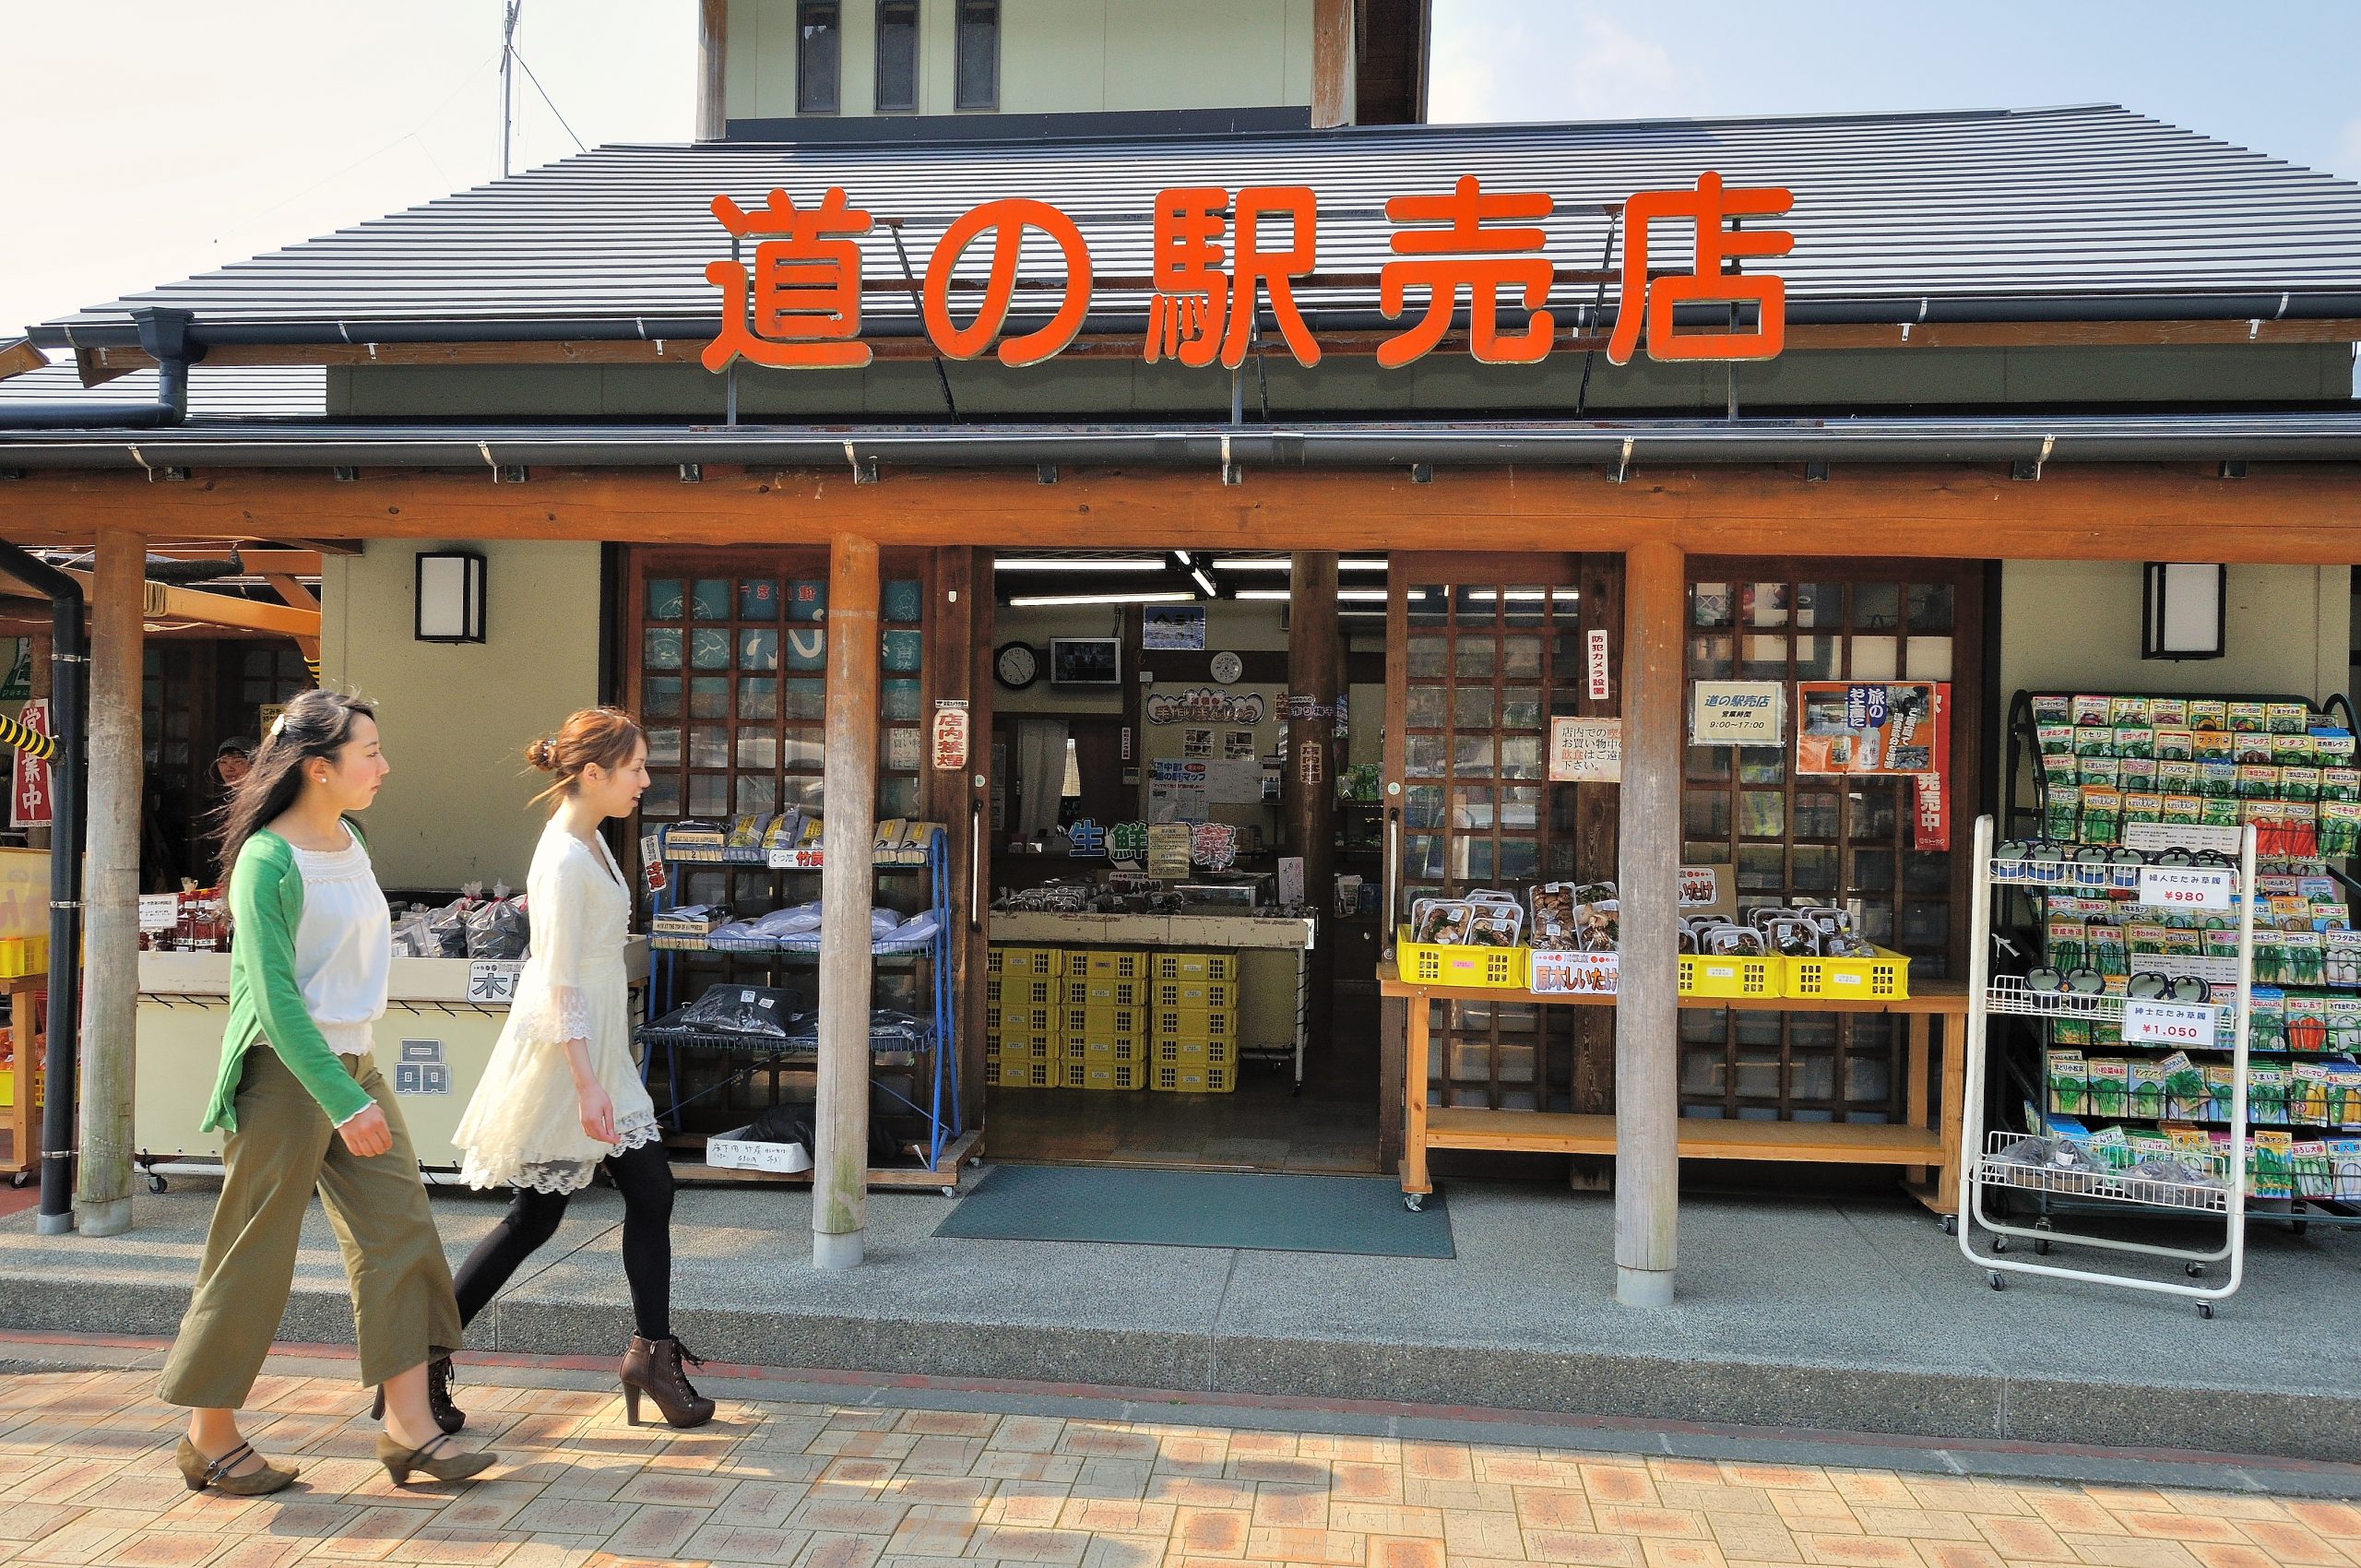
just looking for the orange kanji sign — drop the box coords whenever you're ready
[704,186,874,371]
[920,198,1093,368]
[1606,172,1794,364]
[1144,186,1321,369]
[1379,176,1554,367]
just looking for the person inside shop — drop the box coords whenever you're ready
[159,689,498,1492]
[448,707,713,1429]
[214,734,257,792]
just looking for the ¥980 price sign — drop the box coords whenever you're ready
[2135,866,2234,910]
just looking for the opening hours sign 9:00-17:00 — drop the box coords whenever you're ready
[701,173,1794,374]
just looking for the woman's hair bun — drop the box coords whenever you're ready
[526,737,559,771]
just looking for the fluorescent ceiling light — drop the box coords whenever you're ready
[1236,587,1396,603]
[1465,588,1581,601]
[1210,557,1389,573]
[1337,588,1391,601]
[1235,588,1290,600]
[994,557,1166,573]
[1006,589,1196,608]
[1189,567,1218,598]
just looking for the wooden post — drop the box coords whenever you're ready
[1286,552,1341,1039]
[1311,0,1353,128]
[696,0,730,141]
[78,529,143,1238]
[814,533,879,1271]
[1612,540,1684,1306]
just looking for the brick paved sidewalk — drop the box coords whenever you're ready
[0,1349,2358,1568]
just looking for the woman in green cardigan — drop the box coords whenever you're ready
[158,690,496,1492]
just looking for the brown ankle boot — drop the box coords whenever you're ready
[619,1336,715,1429]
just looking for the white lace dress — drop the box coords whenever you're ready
[454,823,661,1193]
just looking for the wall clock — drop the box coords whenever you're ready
[994,641,1040,690]
[1209,650,1244,684]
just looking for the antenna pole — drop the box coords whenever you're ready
[499,1,522,175]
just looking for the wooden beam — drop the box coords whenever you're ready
[34,567,322,640]
[0,339,47,384]
[1311,0,1353,128]
[79,529,143,1238]
[814,532,881,1271]
[696,0,729,141]
[1613,540,1683,1307]
[262,574,322,662]
[1286,552,1341,1054]
[5,462,2357,564]
[68,315,2361,378]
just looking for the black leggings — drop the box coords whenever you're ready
[451,1138,674,1342]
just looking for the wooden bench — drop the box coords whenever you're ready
[1380,962,1968,1215]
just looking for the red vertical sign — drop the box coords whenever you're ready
[10,700,52,828]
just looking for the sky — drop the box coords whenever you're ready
[3,0,2358,339]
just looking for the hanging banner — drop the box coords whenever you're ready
[1914,685,1952,851]
[931,700,969,771]
[1585,629,1612,701]
[1142,604,1207,651]
[9,700,51,828]
[1691,681,1785,745]
[1795,682,1946,777]
[1548,716,1622,783]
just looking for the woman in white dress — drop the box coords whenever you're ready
[449,707,713,1428]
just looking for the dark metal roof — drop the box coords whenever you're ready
[29,104,2361,349]
[8,411,2361,470]
[0,361,326,419]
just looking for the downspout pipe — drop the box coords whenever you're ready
[0,308,193,430]
[0,542,85,1235]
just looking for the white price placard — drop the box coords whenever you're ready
[2121,998,2219,1048]
[467,958,526,1005]
[2135,865,2234,910]
[767,845,825,871]
[138,894,181,932]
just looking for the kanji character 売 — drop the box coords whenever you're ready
[1379,175,1555,366]
[1144,186,1322,369]
[1605,171,1794,364]
[921,197,1094,367]
[704,185,874,371]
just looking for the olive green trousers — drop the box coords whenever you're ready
[160,1043,461,1408]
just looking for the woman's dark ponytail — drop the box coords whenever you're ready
[216,690,377,882]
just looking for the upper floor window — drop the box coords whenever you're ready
[955,0,998,111]
[798,0,841,114]
[875,0,919,113]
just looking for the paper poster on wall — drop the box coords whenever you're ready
[1795,682,1946,776]
[1277,856,1306,907]
[1146,823,1193,877]
[1142,604,1207,651]
[1181,728,1215,759]
[1691,681,1786,745]
[1224,730,1256,759]
[990,742,1008,831]
[1548,716,1622,782]
[1148,760,1210,824]
[1204,759,1264,803]
[0,640,28,701]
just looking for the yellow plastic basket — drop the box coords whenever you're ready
[1074,950,1147,980]
[986,974,1059,1009]
[991,945,1063,979]
[986,1004,1058,1039]
[1079,1038,1143,1065]
[996,1056,1060,1088]
[1396,926,1525,990]
[1083,1061,1145,1090]
[1063,1004,1145,1040]
[1152,979,1238,1010]
[1154,1038,1237,1069]
[1151,1006,1238,1044]
[1063,976,1147,1008]
[1678,952,1786,999]
[1153,951,1238,982]
[994,1033,1062,1064]
[1152,1062,1235,1094]
[1785,947,1910,1001]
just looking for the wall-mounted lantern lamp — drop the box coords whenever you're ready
[414,550,487,644]
[2141,562,2226,661]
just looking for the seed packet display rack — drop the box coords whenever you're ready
[641,825,968,1186]
[1957,814,2257,1315]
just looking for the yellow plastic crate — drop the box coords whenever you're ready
[1152,1062,1235,1093]
[994,1033,1062,1064]
[1080,1038,1143,1065]
[1062,1003,1145,1040]
[992,945,1063,979]
[1063,975,1147,1008]
[996,1056,1061,1088]
[1083,1061,1145,1091]
[1785,947,1910,1001]
[1396,926,1525,990]
[1153,1037,1237,1070]
[986,973,1059,1009]
[1152,978,1238,1010]
[1150,1005,1238,1045]
[986,1004,1059,1039]
[1074,950,1147,980]
[1059,1057,1091,1089]
[1678,952,1786,1000]
[1152,951,1238,982]
[984,947,1002,975]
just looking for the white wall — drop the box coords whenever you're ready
[320,541,604,890]
[2000,562,2352,707]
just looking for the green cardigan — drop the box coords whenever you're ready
[201,826,379,1134]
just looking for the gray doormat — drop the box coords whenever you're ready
[931,1163,1454,1257]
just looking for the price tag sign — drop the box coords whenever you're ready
[467,959,525,1005]
[767,846,825,871]
[138,894,181,932]
[2135,866,2234,910]
[2121,998,2219,1048]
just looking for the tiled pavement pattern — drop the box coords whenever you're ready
[1,1363,2359,1568]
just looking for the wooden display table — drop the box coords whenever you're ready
[1,974,47,1188]
[1380,961,1970,1215]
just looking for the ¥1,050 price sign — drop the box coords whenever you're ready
[2121,999,2219,1049]
[2135,866,2234,910]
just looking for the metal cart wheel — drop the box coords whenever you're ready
[940,1186,957,1198]
[7,1171,28,1190]
[1991,1235,2009,1253]
[1404,1194,1425,1213]
[2197,1301,2213,1319]
[1940,1214,1957,1237]
[2034,1218,2053,1256]
[2186,1263,2205,1277]
[1987,1271,2005,1290]
[148,1173,168,1194]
